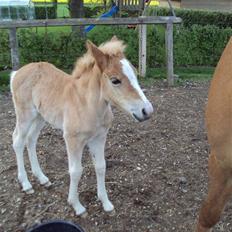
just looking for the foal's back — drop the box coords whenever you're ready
[11,62,73,127]
[11,62,70,104]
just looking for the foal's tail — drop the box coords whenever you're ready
[10,71,18,93]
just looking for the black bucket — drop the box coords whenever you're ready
[26,220,85,232]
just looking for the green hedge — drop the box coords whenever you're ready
[174,25,232,66]
[0,31,11,71]
[18,30,86,69]
[0,27,138,70]
[151,7,232,28]
[0,25,232,71]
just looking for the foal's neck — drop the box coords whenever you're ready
[73,65,109,115]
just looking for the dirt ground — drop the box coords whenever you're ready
[1,80,232,232]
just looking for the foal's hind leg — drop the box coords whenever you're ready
[196,151,232,232]
[26,115,51,187]
[13,110,36,194]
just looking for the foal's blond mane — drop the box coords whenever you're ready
[72,39,126,79]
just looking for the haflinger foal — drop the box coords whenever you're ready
[196,38,232,231]
[11,36,153,216]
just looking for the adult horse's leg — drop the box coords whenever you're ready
[26,115,51,186]
[64,134,86,216]
[88,134,114,213]
[13,109,36,193]
[196,151,232,232]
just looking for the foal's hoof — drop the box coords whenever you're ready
[25,188,34,194]
[42,181,52,188]
[103,201,114,212]
[107,209,116,217]
[73,204,87,218]
[79,211,88,218]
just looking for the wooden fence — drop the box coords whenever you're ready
[0,16,182,86]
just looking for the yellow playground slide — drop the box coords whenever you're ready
[32,0,160,6]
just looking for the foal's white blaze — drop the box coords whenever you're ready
[120,59,146,101]
[120,58,153,116]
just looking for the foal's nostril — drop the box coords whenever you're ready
[142,108,148,117]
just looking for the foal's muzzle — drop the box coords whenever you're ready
[133,112,150,122]
[132,101,154,122]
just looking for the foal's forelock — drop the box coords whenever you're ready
[72,40,126,79]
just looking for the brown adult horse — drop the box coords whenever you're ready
[11,36,153,216]
[196,38,232,231]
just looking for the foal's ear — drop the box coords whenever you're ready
[111,35,119,41]
[86,40,109,72]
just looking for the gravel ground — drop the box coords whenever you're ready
[1,80,232,232]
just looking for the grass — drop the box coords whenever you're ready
[145,66,214,79]
[140,66,214,87]
[27,4,72,33]
[57,4,69,18]
[29,25,72,34]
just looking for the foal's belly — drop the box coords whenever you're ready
[38,107,64,130]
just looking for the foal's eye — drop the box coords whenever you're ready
[111,77,121,85]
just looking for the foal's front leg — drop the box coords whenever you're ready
[88,134,114,213]
[64,134,86,216]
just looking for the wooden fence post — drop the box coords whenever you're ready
[139,23,147,77]
[9,27,20,71]
[165,21,174,86]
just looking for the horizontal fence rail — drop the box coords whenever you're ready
[1,16,182,86]
[0,16,182,29]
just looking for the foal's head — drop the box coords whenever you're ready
[87,37,154,122]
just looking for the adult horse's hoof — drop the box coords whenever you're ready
[195,221,212,232]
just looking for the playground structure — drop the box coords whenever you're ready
[116,0,145,15]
